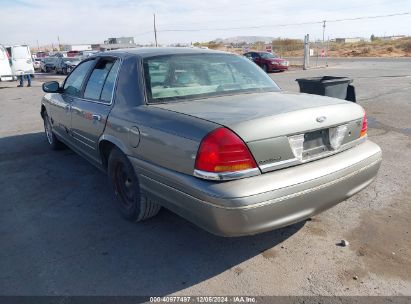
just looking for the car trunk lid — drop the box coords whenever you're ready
[152,91,365,172]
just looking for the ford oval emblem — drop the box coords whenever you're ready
[316,116,327,123]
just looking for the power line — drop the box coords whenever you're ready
[146,11,411,34]
[159,20,324,32]
[327,11,411,23]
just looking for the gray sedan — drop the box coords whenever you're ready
[40,48,382,236]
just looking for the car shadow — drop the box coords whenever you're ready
[0,132,305,296]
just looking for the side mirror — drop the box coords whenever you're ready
[42,81,60,93]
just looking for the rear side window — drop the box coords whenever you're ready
[63,60,94,97]
[100,60,121,102]
[84,58,119,103]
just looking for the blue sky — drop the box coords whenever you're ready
[0,0,410,47]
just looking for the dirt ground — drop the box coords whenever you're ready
[0,58,410,296]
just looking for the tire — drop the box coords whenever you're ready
[43,112,63,150]
[108,148,161,222]
[262,64,268,73]
[62,68,67,75]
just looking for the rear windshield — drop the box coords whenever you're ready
[12,46,30,59]
[143,53,280,103]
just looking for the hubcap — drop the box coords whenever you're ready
[114,163,134,210]
[44,117,53,144]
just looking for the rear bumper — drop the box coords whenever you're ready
[130,140,382,236]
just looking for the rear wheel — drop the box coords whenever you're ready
[43,112,63,150]
[108,148,161,222]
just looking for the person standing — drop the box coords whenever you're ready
[17,74,32,87]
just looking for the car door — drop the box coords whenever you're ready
[56,58,63,73]
[70,57,121,163]
[51,59,95,143]
[251,52,262,67]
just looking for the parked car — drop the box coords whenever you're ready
[40,57,59,73]
[35,51,48,58]
[40,48,381,236]
[6,45,35,77]
[244,51,289,72]
[33,58,41,71]
[67,50,82,57]
[0,45,13,81]
[82,50,98,57]
[55,57,82,75]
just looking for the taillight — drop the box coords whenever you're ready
[195,128,257,176]
[360,112,367,137]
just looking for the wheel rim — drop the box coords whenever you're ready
[44,117,53,144]
[114,162,135,210]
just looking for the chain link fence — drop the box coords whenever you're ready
[271,39,329,69]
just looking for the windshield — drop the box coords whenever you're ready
[12,46,30,59]
[259,52,278,59]
[44,57,58,63]
[143,53,280,103]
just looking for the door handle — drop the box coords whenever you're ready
[92,114,102,121]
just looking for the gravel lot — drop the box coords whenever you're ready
[0,58,410,296]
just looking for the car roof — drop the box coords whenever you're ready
[98,47,231,58]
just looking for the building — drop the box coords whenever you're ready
[377,35,406,41]
[335,37,369,44]
[100,37,137,51]
[62,44,92,51]
[104,37,135,45]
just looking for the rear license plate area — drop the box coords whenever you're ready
[302,129,329,159]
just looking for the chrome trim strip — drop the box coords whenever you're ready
[193,168,260,181]
[72,136,96,150]
[259,136,367,173]
[71,130,95,143]
[259,157,299,171]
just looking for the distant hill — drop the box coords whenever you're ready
[214,36,275,44]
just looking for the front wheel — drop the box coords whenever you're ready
[108,148,161,222]
[43,112,63,150]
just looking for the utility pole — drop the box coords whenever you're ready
[37,40,40,52]
[57,36,61,51]
[153,14,158,47]
[303,34,310,70]
[322,20,328,67]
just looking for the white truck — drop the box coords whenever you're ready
[6,45,35,78]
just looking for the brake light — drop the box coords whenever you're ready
[360,112,367,137]
[195,128,257,173]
